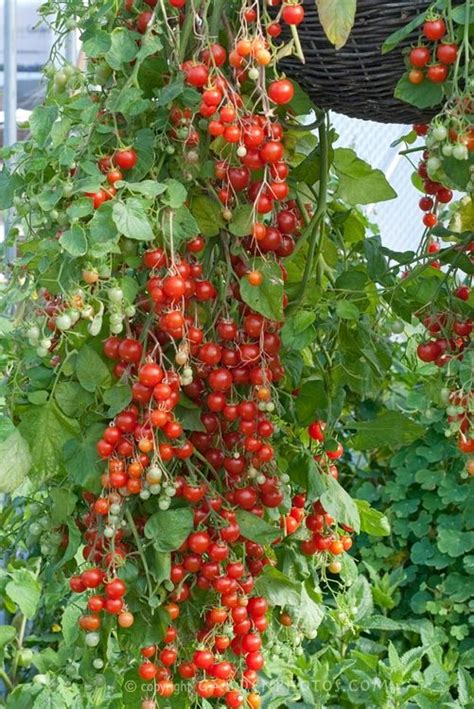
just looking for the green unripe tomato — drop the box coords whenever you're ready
[391,319,405,334]
[18,649,34,667]
[432,125,448,141]
[85,632,100,647]
[453,143,468,160]
[54,71,68,89]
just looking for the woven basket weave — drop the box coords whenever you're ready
[280,0,437,124]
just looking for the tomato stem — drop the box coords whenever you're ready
[294,111,329,306]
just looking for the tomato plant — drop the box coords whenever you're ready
[0,0,471,707]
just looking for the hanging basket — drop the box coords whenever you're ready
[280,0,437,124]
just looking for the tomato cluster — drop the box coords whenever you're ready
[407,17,458,86]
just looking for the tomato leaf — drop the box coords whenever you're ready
[0,626,16,648]
[235,510,279,545]
[348,411,424,449]
[50,489,78,526]
[112,199,154,241]
[59,225,88,258]
[336,299,360,320]
[162,206,199,248]
[356,500,391,537]
[254,566,301,606]
[316,0,357,49]
[144,508,194,552]
[381,12,426,54]
[0,427,32,494]
[294,379,329,425]
[105,27,138,70]
[76,345,112,392]
[334,149,397,205]
[394,75,444,109]
[320,474,361,532]
[240,259,284,321]
[228,205,253,237]
[64,423,104,492]
[29,105,58,147]
[190,194,225,237]
[6,569,41,619]
[103,384,132,417]
[88,202,120,257]
[19,400,80,480]
[162,179,188,209]
[295,582,325,635]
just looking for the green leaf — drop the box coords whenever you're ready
[285,451,326,502]
[66,198,93,221]
[121,180,167,199]
[61,603,82,645]
[112,199,154,241]
[334,148,397,205]
[120,275,140,304]
[105,27,138,70]
[103,384,132,417]
[144,508,194,552]
[6,569,41,618]
[190,194,224,237]
[175,395,206,432]
[19,400,79,480]
[295,582,325,635]
[76,345,111,392]
[320,474,360,532]
[59,224,88,257]
[64,423,104,491]
[254,567,301,606]
[155,78,184,107]
[54,381,94,417]
[394,75,444,109]
[356,500,391,537]
[50,488,77,526]
[348,411,424,449]
[82,30,111,57]
[437,528,474,558]
[0,625,16,647]
[150,551,171,586]
[240,259,284,321]
[228,205,253,237]
[162,206,199,247]
[316,0,357,49]
[235,510,279,545]
[336,299,360,320]
[29,105,58,147]
[163,179,188,209]
[294,379,328,425]
[37,186,63,211]
[0,168,21,209]
[0,427,32,493]
[129,128,155,182]
[88,202,120,256]
[106,85,149,116]
[382,12,426,53]
[136,33,163,60]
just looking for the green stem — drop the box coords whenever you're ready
[125,508,154,600]
[0,669,14,692]
[463,1,470,88]
[294,112,329,305]
[290,25,305,64]
[209,0,226,40]
[178,3,195,63]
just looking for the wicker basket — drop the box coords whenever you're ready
[279,0,437,124]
